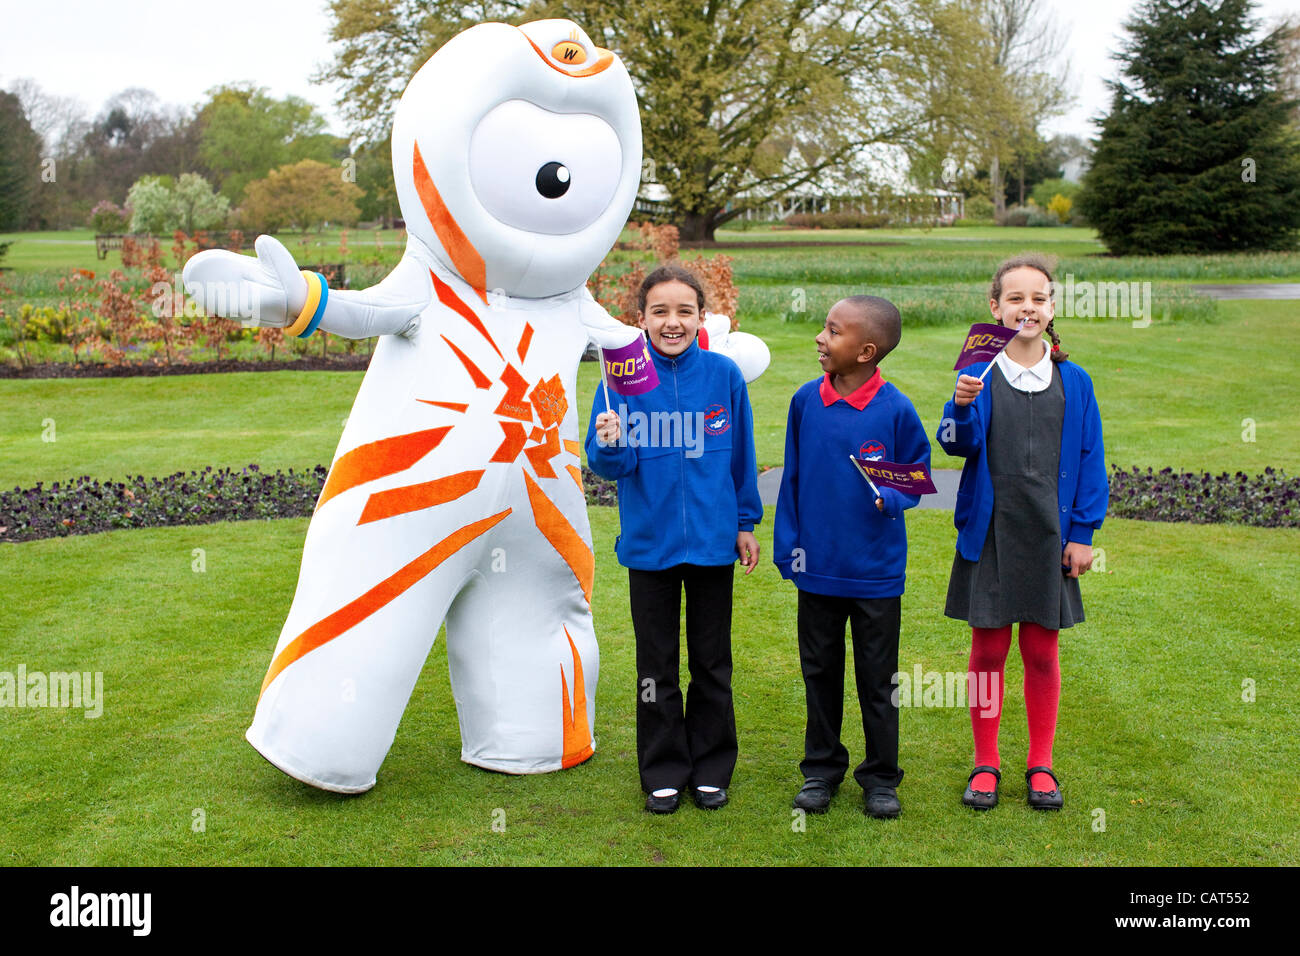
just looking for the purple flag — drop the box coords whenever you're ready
[954,322,1019,371]
[601,336,660,396]
[851,457,938,496]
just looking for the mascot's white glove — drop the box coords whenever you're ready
[701,311,772,383]
[183,234,306,328]
[183,234,425,339]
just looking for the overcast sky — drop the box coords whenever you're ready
[2,0,1297,143]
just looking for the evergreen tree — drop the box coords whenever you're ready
[0,91,43,230]
[1080,0,1300,254]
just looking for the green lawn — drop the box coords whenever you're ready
[3,300,1295,486]
[0,228,408,274]
[0,371,361,487]
[2,228,1296,866]
[5,225,1298,281]
[1,508,1295,866]
[2,225,1101,274]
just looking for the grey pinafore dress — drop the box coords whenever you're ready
[944,362,1084,630]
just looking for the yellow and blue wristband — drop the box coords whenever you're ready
[285,271,329,338]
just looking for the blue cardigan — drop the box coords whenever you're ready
[936,359,1108,562]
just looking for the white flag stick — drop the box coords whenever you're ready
[975,320,1025,382]
[848,455,882,499]
[597,345,612,414]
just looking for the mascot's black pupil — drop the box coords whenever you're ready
[536,162,571,199]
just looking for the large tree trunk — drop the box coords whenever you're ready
[678,210,717,243]
[990,153,1006,220]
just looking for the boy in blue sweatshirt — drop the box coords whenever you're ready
[585,265,762,815]
[774,295,930,819]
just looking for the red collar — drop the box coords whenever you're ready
[820,368,885,410]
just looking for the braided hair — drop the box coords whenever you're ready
[990,254,1068,363]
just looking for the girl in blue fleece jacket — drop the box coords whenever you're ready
[584,265,762,815]
[937,254,1108,813]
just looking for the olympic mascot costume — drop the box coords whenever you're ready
[185,19,768,792]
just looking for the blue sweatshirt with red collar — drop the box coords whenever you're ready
[936,359,1108,562]
[584,339,762,571]
[774,370,931,598]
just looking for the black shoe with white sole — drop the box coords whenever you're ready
[692,787,728,810]
[645,789,681,814]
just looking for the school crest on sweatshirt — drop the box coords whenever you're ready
[859,439,886,460]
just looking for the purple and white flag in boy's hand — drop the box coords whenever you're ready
[601,335,660,396]
[851,457,939,496]
[954,322,1020,371]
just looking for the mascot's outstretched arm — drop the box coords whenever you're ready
[578,286,640,351]
[182,234,427,339]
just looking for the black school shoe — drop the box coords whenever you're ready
[645,789,681,814]
[1026,767,1063,810]
[962,765,1002,810]
[792,777,835,814]
[864,786,901,819]
[691,787,729,810]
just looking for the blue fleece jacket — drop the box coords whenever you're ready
[584,339,762,570]
[936,359,1108,562]
[773,371,931,598]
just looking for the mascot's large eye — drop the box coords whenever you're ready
[536,162,571,199]
[469,100,621,236]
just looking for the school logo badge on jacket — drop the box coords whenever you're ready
[704,403,731,435]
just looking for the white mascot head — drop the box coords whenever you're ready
[391,19,642,299]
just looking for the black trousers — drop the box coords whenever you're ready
[628,564,737,793]
[797,590,903,791]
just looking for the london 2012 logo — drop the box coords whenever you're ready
[859,439,886,460]
[703,403,730,435]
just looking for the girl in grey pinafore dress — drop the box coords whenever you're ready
[944,362,1085,629]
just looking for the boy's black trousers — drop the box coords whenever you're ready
[628,563,737,794]
[797,589,904,791]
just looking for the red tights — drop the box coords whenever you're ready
[968,623,1060,793]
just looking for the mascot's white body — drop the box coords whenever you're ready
[185,19,770,792]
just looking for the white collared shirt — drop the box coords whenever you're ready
[995,341,1053,393]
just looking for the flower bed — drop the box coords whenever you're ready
[1,466,619,543]
[1107,465,1298,528]
[6,463,1292,544]
[0,355,372,379]
[0,234,382,372]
